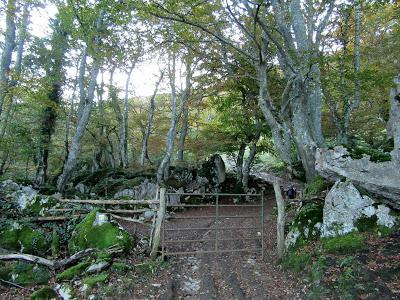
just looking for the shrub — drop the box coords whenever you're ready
[304,176,327,196]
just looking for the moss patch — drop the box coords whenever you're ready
[56,261,91,281]
[322,232,367,254]
[1,263,50,286]
[30,286,57,300]
[0,226,47,255]
[111,262,132,274]
[82,272,109,291]
[68,210,132,254]
[282,251,312,273]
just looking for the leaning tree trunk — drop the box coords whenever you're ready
[0,0,16,118]
[387,73,400,162]
[140,71,163,166]
[57,51,100,192]
[35,19,68,186]
[157,52,179,182]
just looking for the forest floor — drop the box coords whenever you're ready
[128,192,308,299]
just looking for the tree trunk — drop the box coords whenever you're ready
[120,66,134,168]
[157,52,180,182]
[177,100,189,161]
[0,0,16,117]
[387,73,400,162]
[140,71,163,166]
[35,19,68,186]
[236,143,246,183]
[273,180,285,259]
[242,119,261,192]
[57,50,100,192]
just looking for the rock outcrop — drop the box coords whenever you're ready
[316,146,400,209]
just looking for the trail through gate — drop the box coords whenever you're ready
[161,192,264,259]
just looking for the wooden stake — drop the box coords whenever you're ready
[273,180,286,260]
[150,187,166,259]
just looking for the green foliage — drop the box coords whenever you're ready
[68,209,132,254]
[322,232,366,254]
[0,226,47,255]
[304,176,327,196]
[355,216,378,232]
[111,262,132,274]
[82,272,109,291]
[281,251,312,273]
[51,229,60,258]
[30,286,57,300]
[56,262,91,282]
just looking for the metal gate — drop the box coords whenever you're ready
[161,192,264,260]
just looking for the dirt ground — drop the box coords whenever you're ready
[131,192,308,299]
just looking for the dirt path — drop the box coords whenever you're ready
[133,192,307,300]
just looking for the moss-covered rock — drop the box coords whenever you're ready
[285,202,324,248]
[68,210,133,254]
[0,225,47,255]
[56,261,91,282]
[1,262,50,286]
[30,286,57,300]
[25,195,58,216]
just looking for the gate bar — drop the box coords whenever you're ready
[165,226,262,231]
[164,248,262,256]
[164,237,261,244]
[165,193,261,197]
[169,215,259,219]
[166,204,262,208]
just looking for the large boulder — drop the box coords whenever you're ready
[0,262,50,286]
[321,180,397,237]
[68,210,133,254]
[113,179,157,200]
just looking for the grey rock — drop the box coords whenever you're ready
[11,186,38,211]
[0,180,20,192]
[85,261,110,274]
[75,183,88,194]
[144,210,156,220]
[321,180,373,237]
[92,212,108,226]
[113,179,157,200]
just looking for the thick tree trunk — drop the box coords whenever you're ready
[273,180,285,259]
[120,66,134,168]
[57,51,100,192]
[0,0,16,117]
[387,73,400,162]
[140,72,163,166]
[35,20,68,186]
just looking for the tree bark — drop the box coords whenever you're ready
[35,18,69,186]
[57,50,100,192]
[120,66,134,168]
[177,99,189,161]
[140,71,164,166]
[0,0,16,117]
[273,180,285,259]
[242,119,261,192]
[236,143,246,183]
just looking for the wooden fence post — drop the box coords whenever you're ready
[273,180,286,260]
[150,187,166,259]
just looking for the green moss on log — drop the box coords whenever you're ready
[56,261,91,282]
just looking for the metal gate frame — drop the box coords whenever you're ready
[161,192,264,260]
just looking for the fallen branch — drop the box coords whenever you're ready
[0,279,32,290]
[0,246,123,270]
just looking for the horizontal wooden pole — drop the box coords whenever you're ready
[60,199,159,205]
[48,208,156,214]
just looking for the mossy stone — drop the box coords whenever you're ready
[25,196,58,216]
[9,263,50,286]
[30,286,57,300]
[0,226,47,255]
[68,210,132,254]
[56,261,91,281]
